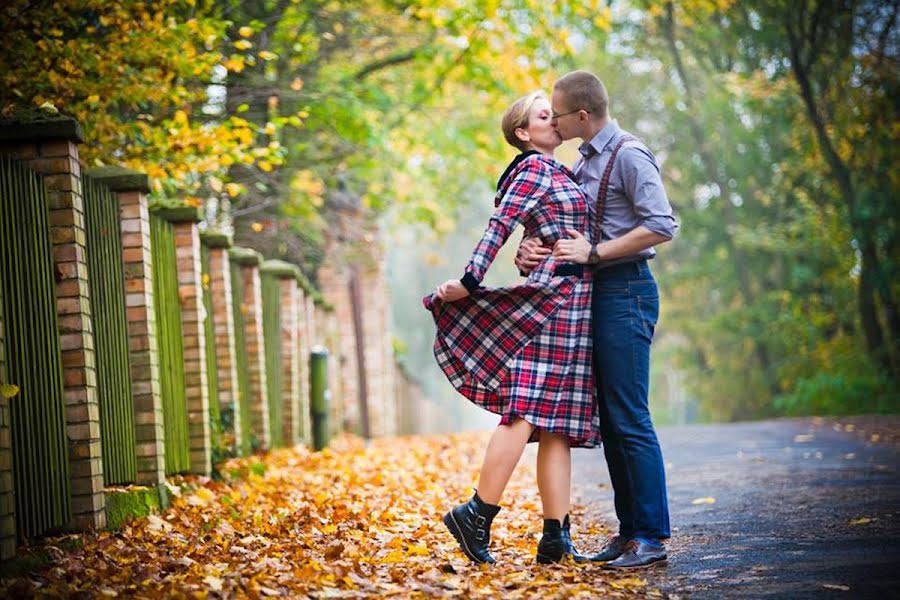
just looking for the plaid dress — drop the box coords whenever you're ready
[423,154,601,448]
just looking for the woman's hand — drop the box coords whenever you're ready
[436,279,470,302]
[553,230,592,264]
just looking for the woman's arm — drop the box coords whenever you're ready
[435,158,551,301]
[464,158,551,285]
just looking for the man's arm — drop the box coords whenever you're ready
[554,145,677,264]
[553,226,670,264]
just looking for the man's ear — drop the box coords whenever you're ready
[514,127,530,143]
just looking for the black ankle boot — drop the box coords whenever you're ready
[442,492,501,564]
[536,515,589,564]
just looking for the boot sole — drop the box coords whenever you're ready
[604,556,668,569]
[442,511,491,564]
[536,553,590,565]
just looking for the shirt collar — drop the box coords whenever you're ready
[578,119,620,158]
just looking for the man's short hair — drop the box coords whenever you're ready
[553,70,609,118]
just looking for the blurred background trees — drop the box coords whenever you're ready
[1,0,896,425]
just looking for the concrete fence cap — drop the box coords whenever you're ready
[200,230,233,248]
[85,165,151,193]
[149,203,205,223]
[260,259,302,279]
[0,108,84,143]
[228,246,263,266]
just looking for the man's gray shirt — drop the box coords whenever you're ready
[573,120,678,268]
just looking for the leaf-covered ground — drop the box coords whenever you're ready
[1,433,672,598]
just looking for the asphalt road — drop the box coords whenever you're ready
[570,416,900,599]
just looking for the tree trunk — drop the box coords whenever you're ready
[348,266,371,439]
[661,3,780,396]
[784,5,898,379]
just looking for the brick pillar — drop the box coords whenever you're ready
[229,248,269,450]
[318,257,360,435]
[88,167,164,487]
[155,207,210,475]
[200,233,242,454]
[0,117,106,529]
[358,235,397,437]
[0,273,14,559]
[260,261,301,447]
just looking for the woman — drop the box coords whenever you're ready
[423,91,600,565]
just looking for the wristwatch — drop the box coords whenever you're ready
[588,243,601,264]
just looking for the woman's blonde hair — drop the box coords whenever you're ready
[501,91,547,151]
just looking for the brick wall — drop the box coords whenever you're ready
[202,235,242,453]
[170,217,211,475]
[317,225,397,438]
[89,167,165,487]
[1,120,106,530]
[230,248,269,450]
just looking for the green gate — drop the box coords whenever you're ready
[229,250,255,455]
[149,211,190,474]
[0,156,70,540]
[83,175,136,484]
[200,242,223,460]
[260,267,284,447]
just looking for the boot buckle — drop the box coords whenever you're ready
[476,528,486,540]
[475,515,486,526]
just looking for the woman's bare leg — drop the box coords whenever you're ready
[475,418,535,504]
[536,431,571,521]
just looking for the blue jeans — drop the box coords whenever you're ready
[592,260,670,540]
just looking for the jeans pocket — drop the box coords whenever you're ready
[634,294,659,341]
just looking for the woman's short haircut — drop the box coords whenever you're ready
[553,70,609,118]
[501,91,547,151]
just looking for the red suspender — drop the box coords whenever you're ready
[592,136,637,244]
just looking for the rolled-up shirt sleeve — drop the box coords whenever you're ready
[620,146,678,239]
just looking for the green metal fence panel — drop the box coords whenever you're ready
[149,212,190,474]
[200,244,223,460]
[0,156,71,540]
[260,272,283,447]
[82,175,137,485]
[229,261,253,456]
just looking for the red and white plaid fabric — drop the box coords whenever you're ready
[423,154,601,448]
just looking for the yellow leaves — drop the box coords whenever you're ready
[848,517,875,526]
[224,55,245,72]
[0,433,666,598]
[258,50,278,61]
[238,26,254,38]
[609,577,648,589]
[225,183,242,197]
[251,222,264,233]
[593,6,613,31]
[290,78,304,91]
[234,40,253,50]
[691,496,716,505]
[0,384,19,400]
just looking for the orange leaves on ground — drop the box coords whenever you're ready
[0,433,668,598]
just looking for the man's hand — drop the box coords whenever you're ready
[515,236,552,275]
[553,230,592,264]
[435,279,470,302]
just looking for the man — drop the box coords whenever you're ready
[516,70,676,568]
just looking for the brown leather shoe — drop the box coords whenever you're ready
[603,539,667,569]
[589,534,628,562]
